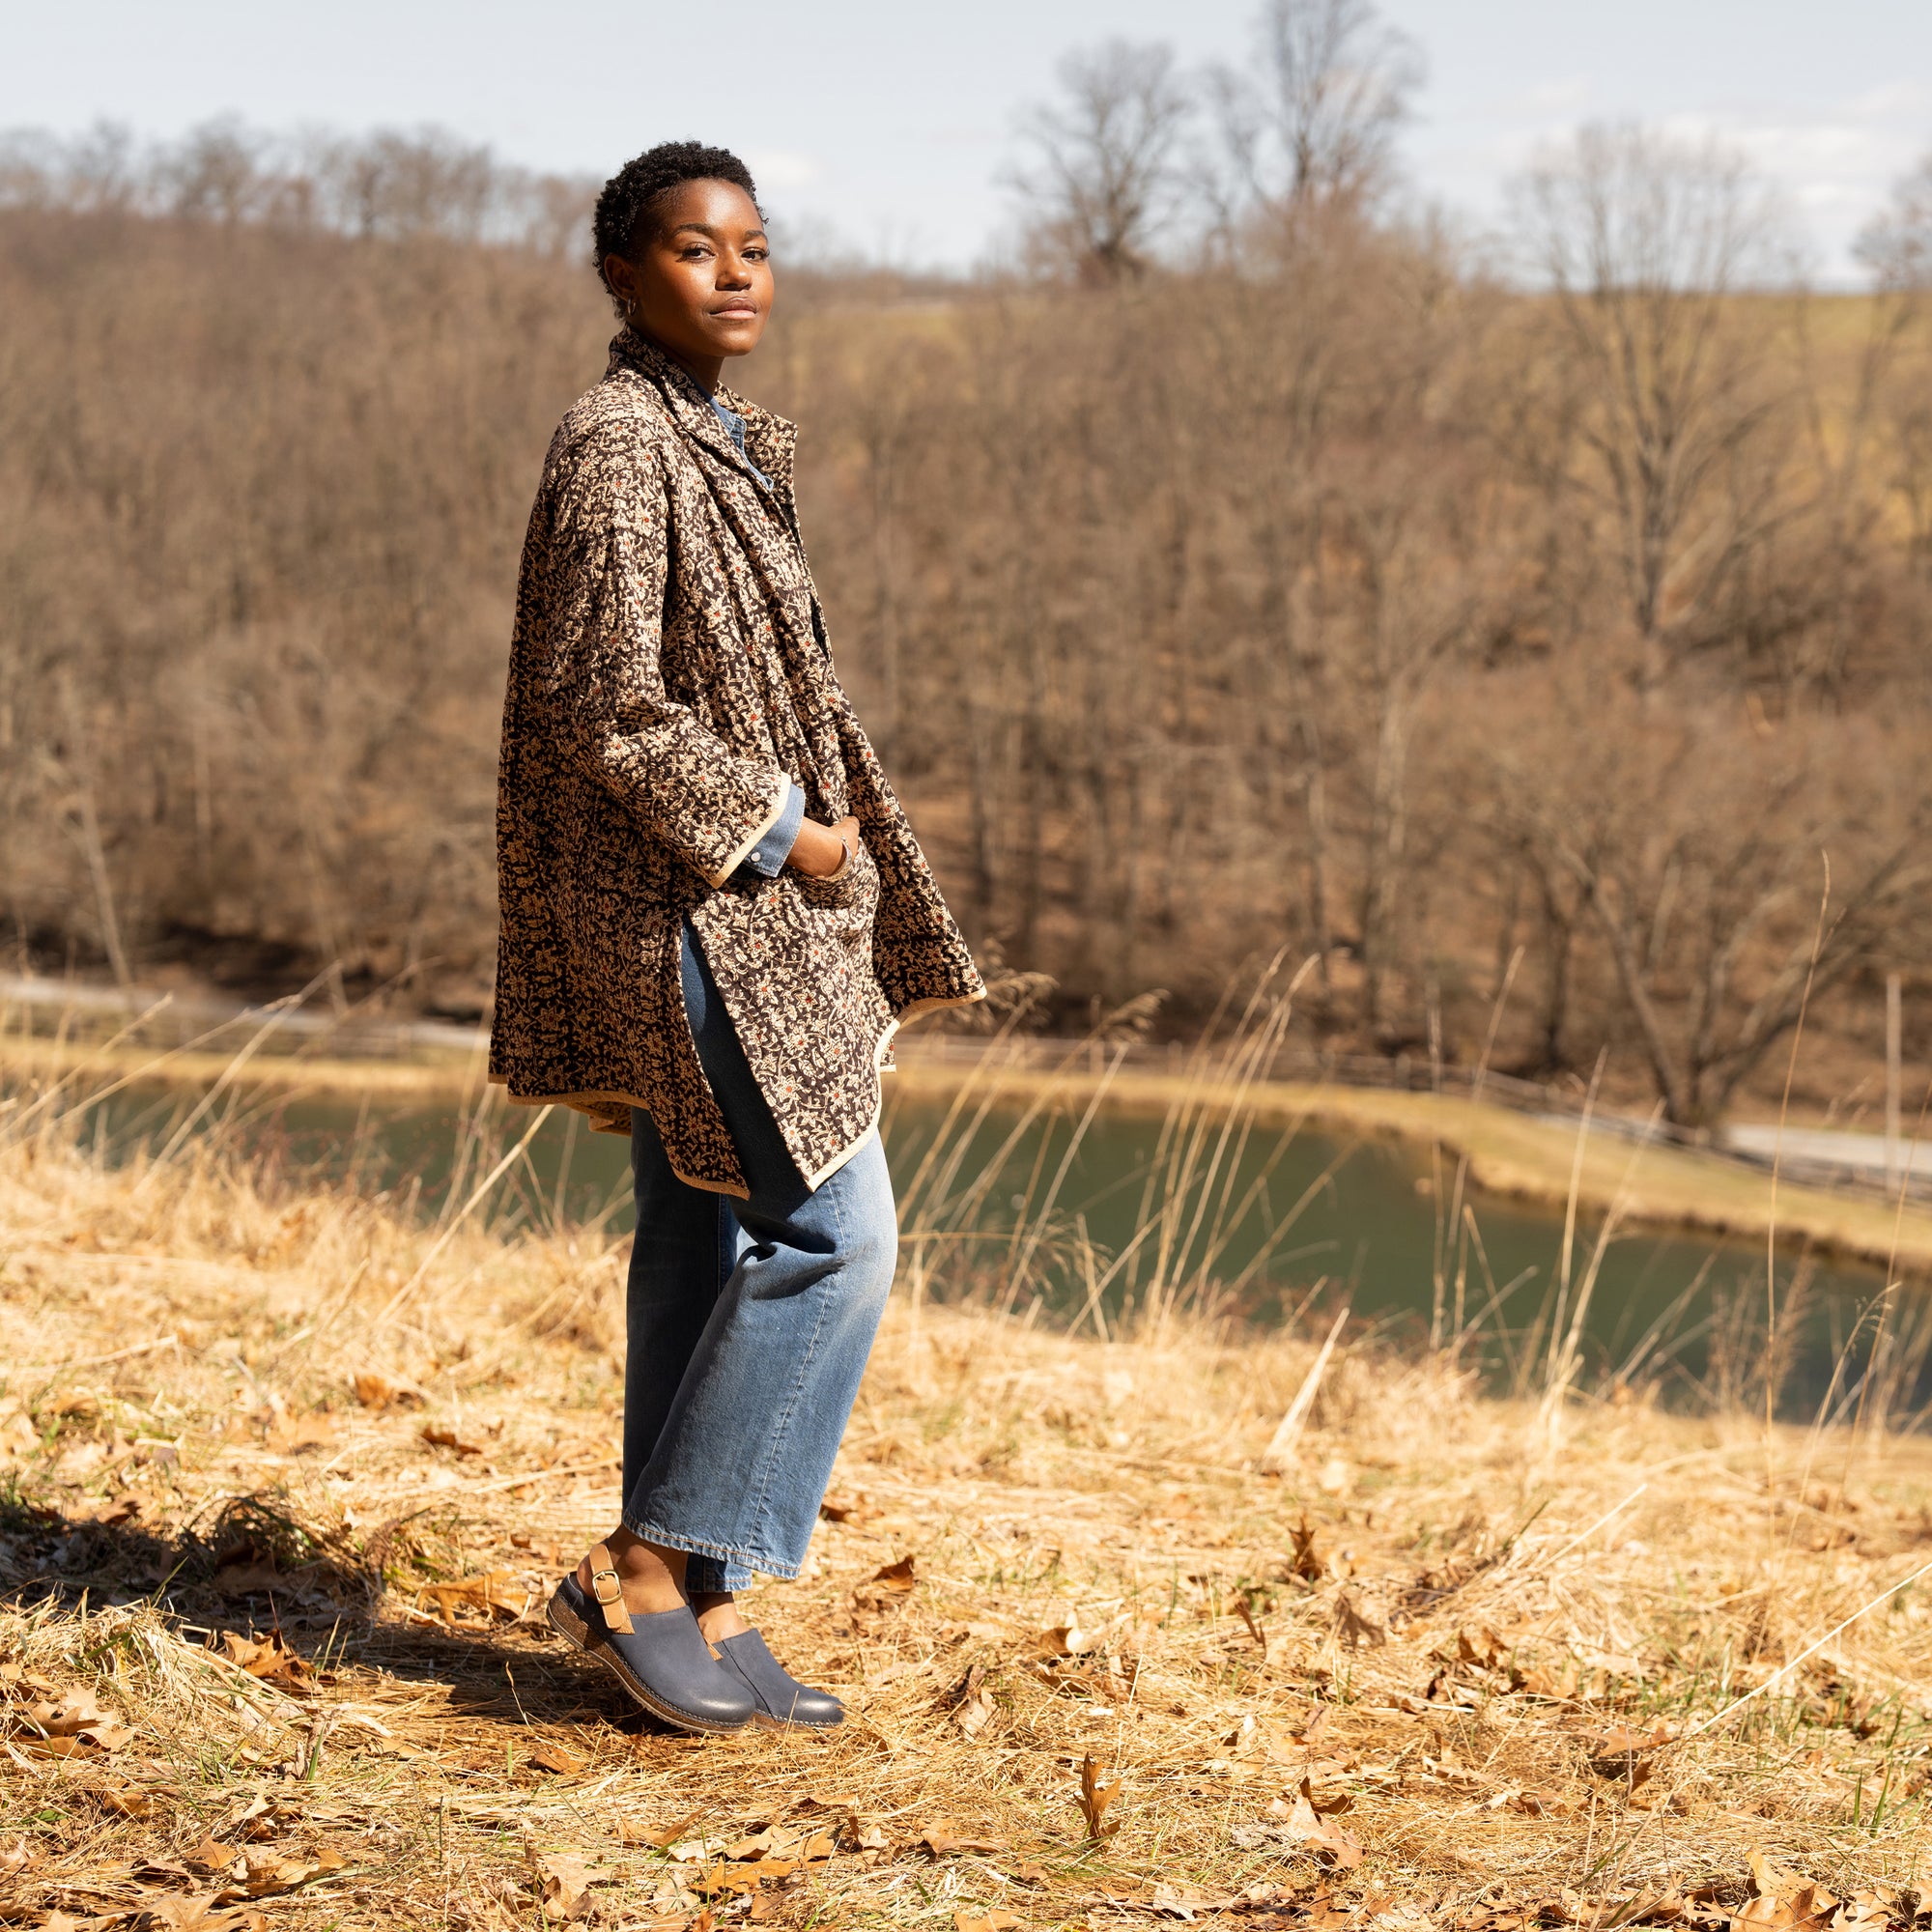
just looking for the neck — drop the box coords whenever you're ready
[633,325,724,395]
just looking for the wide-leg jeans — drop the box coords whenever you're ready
[617,922,896,1591]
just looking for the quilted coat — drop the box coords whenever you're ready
[490,327,983,1194]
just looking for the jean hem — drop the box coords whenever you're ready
[618,1512,804,1586]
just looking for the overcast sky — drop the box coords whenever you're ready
[7,0,1928,281]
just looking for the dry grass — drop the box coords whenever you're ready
[5,1110,1932,1931]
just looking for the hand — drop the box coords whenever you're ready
[786,813,860,879]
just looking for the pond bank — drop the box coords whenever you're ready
[9,1026,1929,1274]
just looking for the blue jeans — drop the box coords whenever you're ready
[619,923,896,1592]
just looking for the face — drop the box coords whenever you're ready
[604,178,773,378]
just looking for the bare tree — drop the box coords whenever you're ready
[1207,0,1422,228]
[1858,152,1932,291]
[1510,125,1799,695]
[1009,39,1192,283]
[1496,711,1927,1128]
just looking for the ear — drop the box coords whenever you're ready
[603,252,639,309]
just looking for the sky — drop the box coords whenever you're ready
[6,0,1929,282]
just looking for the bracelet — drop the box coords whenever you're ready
[828,827,856,880]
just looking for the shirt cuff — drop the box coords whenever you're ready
[738,779,805,879]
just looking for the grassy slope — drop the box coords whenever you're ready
[3,1134,1932,1925]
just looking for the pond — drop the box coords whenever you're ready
[79,1073,1924,1427]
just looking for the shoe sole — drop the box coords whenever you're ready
[750,1706,841,1729]
[544,1585,752,1735]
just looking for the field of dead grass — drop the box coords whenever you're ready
[5,1122,1932,1931]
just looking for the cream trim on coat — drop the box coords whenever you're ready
[702,770,791,890]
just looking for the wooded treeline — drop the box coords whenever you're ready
[3,72,1931,1127]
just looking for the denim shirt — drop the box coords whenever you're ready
[711,395,775,493]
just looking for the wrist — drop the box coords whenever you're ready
[786,816,846,879]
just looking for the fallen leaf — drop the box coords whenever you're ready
[1574,1644,1645,1680]
[957,1686,997,1737]
[420,1424,485,1459]
[17,1713,135,1756]
[955,1913,1022,1932]
[1455,1627,1510,1672]
[525,1742,585,1776]
[94,1783,163,1819]
[15,1686,118,1738]
[186,1836,241,1875]
[1498,1787,1576,1818]
[617,1809,701,1849]
[416,1571,535,1628]
[1289,1516,1325,1581]
[1298,1775,1352,1817]
[352,1372,420,1410]
[851,1554,919,1614]
[268,1416,335,1455]
[128,1894,268,1932]
[694,1861,764,1899]
[1035,1623,1101,1658]
[217,1630,315,1690]
[1153,1882,1239,1918]
[818,1493,871,1523]
[217,1794,289,1842]
[0,1835,33,1878]
[923,1823,1008,1856]
[233,1849,333,1898]
[1586,1722,1671,1763]
[1078,1754,1122,1841]
[1277,1785,1364,1868]
[536,1852,597,1920]
[1334,1592,1386,1650]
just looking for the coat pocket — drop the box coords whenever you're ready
[789,836,880,939]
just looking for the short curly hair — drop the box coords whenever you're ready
[592,141,762,310]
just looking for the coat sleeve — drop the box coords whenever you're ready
[541,424,787,887]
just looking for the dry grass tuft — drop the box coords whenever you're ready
[4,1122,1932,1929]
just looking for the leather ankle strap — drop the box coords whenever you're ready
[587,1542,633,1634]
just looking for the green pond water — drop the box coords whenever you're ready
[86,1079,1918,1424]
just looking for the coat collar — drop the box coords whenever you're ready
[607,327,799,503]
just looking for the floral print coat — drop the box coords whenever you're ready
[491,328,983,1194]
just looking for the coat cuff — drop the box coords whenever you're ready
[710,772,792,885]
[736,779,805,881]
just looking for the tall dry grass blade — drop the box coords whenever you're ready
[999,1045,1127,1312]
[134,970,338,1187]
[1683,1551,1932,1741]
[1261,1305,1349,1471]
[371,1104,554,1326]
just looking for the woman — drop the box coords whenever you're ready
[490,141,983,1734]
